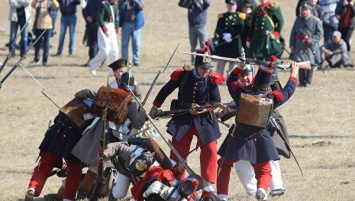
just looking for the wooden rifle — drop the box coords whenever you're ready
[90,77,110,201]
[125,84,222,201]
[154,104,215,119]
[181,52,311,70]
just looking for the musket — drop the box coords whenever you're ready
[141,43,180,106]
[181,51,311,70]
[125,84,222,201]
[90,77,110,201]
[0,16,31,74]
[0,29,47,89]
[269,116,304,176]
[154,104,214,119]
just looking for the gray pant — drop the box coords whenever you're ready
[216,60,236,77]
[322,52,348,67]
[189,25,207,64]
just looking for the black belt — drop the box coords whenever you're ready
[62,13,76,16]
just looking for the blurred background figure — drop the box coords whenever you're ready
[82,0,101,66]
[88,0,119,76]
[335,0,355,64]
[119,0,144,66]
[55,0,81,56]
[320,30,349,68]
[8,0,31,58]
[30,0,59,66]
[289,1,323,87]
[214,0,244,77]
[178,0,210,65]
[318,0,340,43]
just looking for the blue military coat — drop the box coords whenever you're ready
[218,69,297,163]
[154,69,224,145]
[39,115,83,161]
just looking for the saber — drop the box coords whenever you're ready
[270,117,304,176]
[0,29,47,88]
[0,16,31,74]
[126,84,221,201]
[141,43,179,106]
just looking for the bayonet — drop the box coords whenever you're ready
[0,16,31,74]
[0,29,47,89]
[141,43,179,106]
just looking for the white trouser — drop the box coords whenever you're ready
[112,172,131,199]
[234,160,284,195]
[89,22,118,75]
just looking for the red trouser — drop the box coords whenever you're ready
[217,158,271,195]
[170,124,217,183]
[28,152,82,200]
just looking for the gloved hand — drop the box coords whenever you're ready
[143,181,169,198]
[222,33,232,41]
[225,37,233,43]
[246,41,250,48]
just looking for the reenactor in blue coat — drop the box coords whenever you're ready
[149,45,226,200]
[214,0,245,77]
[216,56,300,201]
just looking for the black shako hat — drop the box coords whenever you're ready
[108,58,128,71]
[253,66,274,88]
[253,56,277,88]
[194,41,214,69]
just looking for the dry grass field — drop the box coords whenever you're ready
[0,0,354,200]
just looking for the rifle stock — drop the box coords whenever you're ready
[297,61,311,70]
[90,77,110,201]
[154,105,214,118]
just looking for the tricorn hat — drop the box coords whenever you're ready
[108,58,128,71]
[194,41,214,69]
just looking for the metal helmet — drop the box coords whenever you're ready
[242,64,254,75]
[129,147,155,177]
[119,72,135,91]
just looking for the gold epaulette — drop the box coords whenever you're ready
[218,13,224,19]
[238,12,246,20]
[269,2,279,10]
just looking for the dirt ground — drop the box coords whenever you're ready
[0,0,354,200]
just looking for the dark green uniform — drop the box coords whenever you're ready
[215,11,245,58]
[248,2,284,59]
[97,1,119,31]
